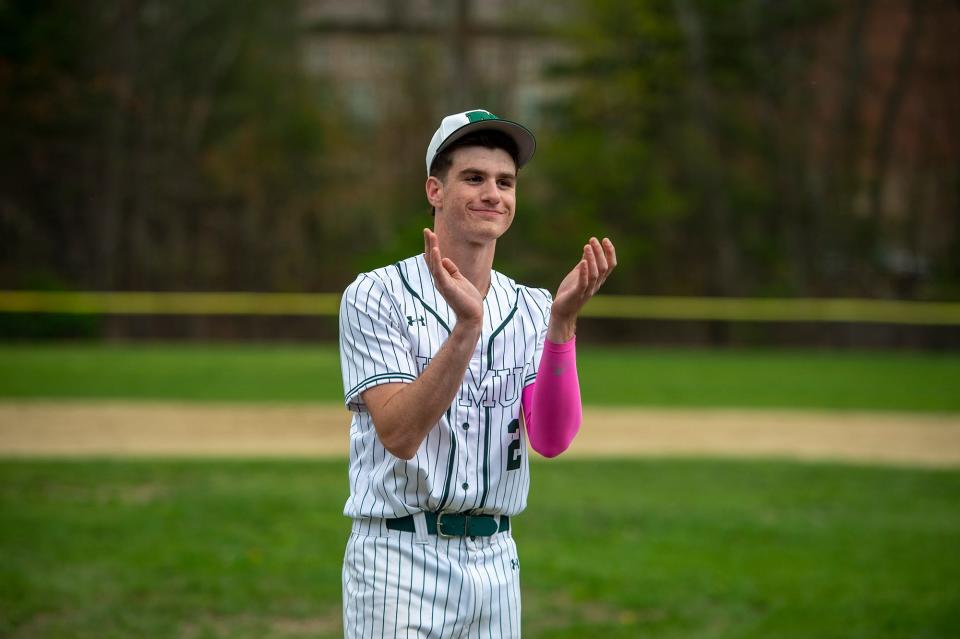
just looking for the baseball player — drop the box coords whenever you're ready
[339,109,616,637]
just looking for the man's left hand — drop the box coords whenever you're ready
[548,237,617,343]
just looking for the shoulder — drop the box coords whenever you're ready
[342,255,422,299]
[340,255,422,317]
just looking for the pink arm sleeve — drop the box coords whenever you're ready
[521,336,582,458]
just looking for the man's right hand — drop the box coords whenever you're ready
[424,228,483,326]
[362,229,486,460]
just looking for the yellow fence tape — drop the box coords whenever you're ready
[1,291,959,325]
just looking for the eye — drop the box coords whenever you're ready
[465,175,483,183]
[498,179,515,189]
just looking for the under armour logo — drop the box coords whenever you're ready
[510,559,519,570]
[407,315,426,327]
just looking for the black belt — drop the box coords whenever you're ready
[386,512,510,537]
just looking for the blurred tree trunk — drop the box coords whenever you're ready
[96,0,139,290]
[447,0,474,110]
[672,0,734,343]
[868,0,923,244]
[673,0,735,296]
[831,0,873,292]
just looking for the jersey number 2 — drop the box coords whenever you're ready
[506,419,522,471]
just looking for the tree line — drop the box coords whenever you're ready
[1,0,957,309]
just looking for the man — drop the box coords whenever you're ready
[339,109,616,637]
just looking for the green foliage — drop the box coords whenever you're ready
[1,343,958,412]
[1,459,958,637]
[0,0,348,293]
[514,0,846,297]
[2,0,957,313]
[0,273,99,338]
[0,313,100,340]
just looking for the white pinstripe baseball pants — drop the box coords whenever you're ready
[342,518,522,638]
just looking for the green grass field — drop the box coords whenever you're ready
[1,459,958,638]
[1,343,959,411]
[2,344,958,636]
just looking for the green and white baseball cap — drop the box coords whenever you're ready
[425,109,536,175]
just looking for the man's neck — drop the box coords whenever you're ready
[436,235,495,298]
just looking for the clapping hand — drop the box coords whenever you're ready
[423,228,484,326]
[548,237,617,342]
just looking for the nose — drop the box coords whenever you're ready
[479,178,501,204]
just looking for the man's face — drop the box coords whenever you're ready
[428,146,517,246]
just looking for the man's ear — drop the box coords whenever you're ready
[425,176,444,209]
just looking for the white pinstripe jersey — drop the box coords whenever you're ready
[339,253,552,520]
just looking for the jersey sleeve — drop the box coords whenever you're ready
[339,274,418,412]
[522,287,553,388]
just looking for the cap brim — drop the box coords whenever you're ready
[434,118,536,170]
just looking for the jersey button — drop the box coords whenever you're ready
[462,482,469,490]
[462,422,470,431]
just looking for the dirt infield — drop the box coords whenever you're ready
[1,402,959,467]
